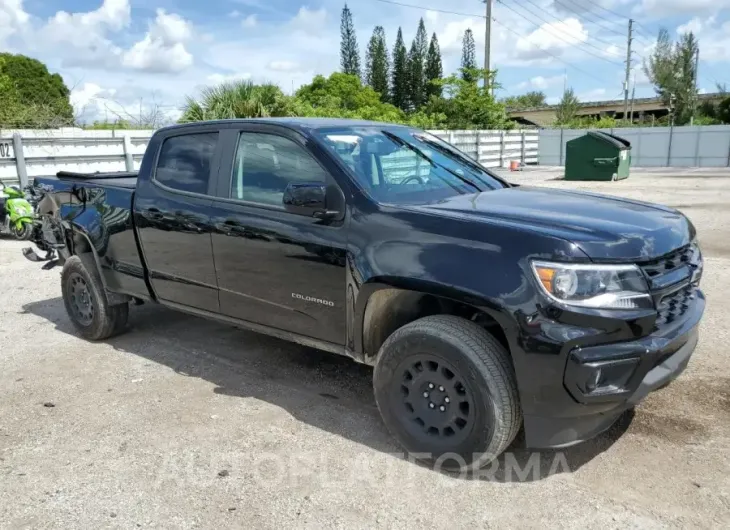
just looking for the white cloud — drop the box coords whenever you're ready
[289,7,327,35]
[206,73,252,84]
[517,74,566,90]
[435,18,482,53]
[425,10,439,25]
[242,14,257,28]
[631,66,651,86]
[35,0,131,68]
[122,9,194,73]
[228,10,241,18]
[578,88,608,101]
[0,0,29,44]
[70,82,116,114]
[268,60,299,72]
[515,18,588,61]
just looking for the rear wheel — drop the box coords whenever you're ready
[11,222,33,240]
[61,256,129,340]
[373,315,521,471]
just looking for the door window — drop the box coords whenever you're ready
[155,133,219,195]
[230,132,328,206]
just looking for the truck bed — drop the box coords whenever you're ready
[32,170,149,301]
[53,171,138,189]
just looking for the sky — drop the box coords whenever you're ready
[1,0,729,123]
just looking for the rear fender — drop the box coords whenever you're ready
[68,227,131,306]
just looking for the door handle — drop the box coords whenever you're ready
[146,207,164,220]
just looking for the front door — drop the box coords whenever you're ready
[210,127,347,345]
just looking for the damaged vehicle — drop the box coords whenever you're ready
[25,119,705,470]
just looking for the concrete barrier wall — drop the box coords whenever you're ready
[539,125,730,167]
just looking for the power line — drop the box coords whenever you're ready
[370,0,485,18]
[516,0,625,53]
[372,0,622,88]
[551,0,654,50]
[497,0,623,66]
[491,16,616,86]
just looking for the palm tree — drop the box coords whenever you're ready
[180,80,297,122]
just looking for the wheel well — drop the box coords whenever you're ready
[362,288,510,364]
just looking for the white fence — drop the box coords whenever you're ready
[0,127,538,187]
[540,125,730,167]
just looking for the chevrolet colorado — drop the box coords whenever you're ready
[25,119,705,469]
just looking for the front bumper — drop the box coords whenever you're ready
[522,290,705,449]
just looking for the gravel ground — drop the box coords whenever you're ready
[1,168,729,529]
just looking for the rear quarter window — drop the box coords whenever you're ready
[155,133,219,194]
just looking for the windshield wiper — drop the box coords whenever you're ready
[380,131,482,192]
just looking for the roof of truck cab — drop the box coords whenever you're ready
[160,118,412,133]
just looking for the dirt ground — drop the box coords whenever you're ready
[1,168,729,529]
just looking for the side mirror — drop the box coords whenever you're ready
[283,182,338,219]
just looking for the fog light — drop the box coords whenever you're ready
[566,352,640,397]
[585,368,602,393]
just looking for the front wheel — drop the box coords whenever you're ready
[10,222,33,240]
[61,256,129,340]
[373,315,522,471]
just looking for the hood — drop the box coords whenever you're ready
[406,186,694,261]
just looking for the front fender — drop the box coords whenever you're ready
[12,216,34,229]
[352,277,521,360]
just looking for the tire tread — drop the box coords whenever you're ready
[375,314,522,469]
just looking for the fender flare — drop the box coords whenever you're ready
[63,221,131,306]
[353,278,518,362]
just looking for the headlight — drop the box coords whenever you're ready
[531,261,651,309]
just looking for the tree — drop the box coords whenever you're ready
[0,53,74,127]
[503,91,547,109]
[555,88,581,125]
[365,26,389,102]
[425,33,443,99]
[416,68,510,129]
[406,18,429,110]
[295,72,405,122]
[391,27,409,111]
[644,28,699,125]
[461,29,477,83]
[340,4,361,78]
[180,80,298,121]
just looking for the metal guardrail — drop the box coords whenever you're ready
[0,129,539,187]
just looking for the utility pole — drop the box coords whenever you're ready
[629,73,636,123]
[484,0,492,92]
[693,48,700,123]
[623,18,633,123]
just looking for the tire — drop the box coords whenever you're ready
[61,255,129,340]
[373,315,522,471]
[11,223,33,240]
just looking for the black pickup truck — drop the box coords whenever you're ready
[26,118,705,470]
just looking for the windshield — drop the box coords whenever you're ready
[314,127,509,204]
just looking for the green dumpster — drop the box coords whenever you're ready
[565,131,631,181]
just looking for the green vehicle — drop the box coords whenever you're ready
[0,179,35,240]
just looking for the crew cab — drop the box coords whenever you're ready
[26,118,705,470]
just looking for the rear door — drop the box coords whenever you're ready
[134,127,223,312]
[209,124,348,345]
